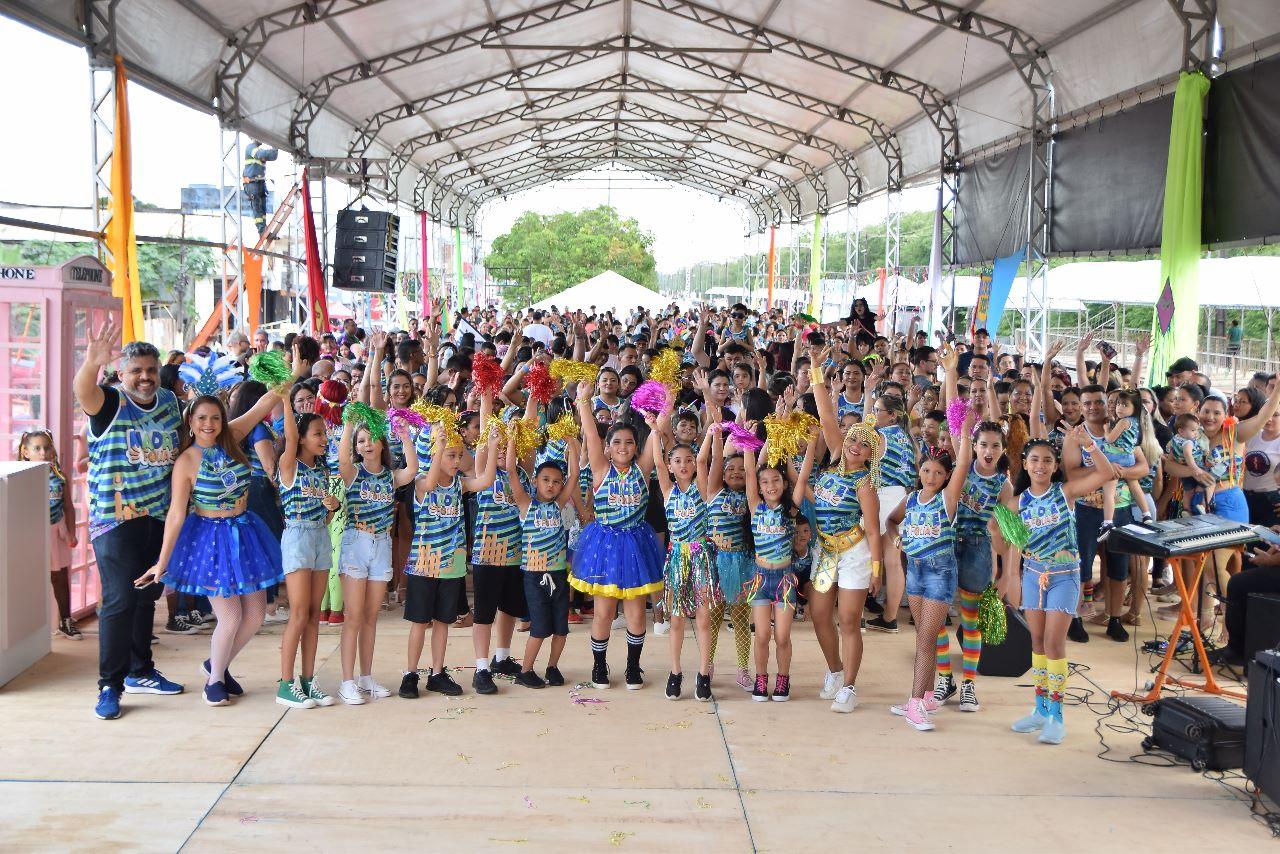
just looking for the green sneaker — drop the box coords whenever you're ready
[300,677,335,707]
[275,678,317,709]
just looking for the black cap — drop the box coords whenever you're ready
[1168,356,1199,374]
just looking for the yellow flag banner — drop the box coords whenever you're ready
[104,55,144,343]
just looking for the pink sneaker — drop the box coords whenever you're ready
[922,692,942,714]
[903,697,935,731]
[736,668,752,692]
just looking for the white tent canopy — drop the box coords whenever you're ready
[8,0,1277,231]
[530,270,668,313]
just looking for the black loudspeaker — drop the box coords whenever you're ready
[333,207,399,292]
[956,603,1032,677]
[1244,593,1280,664]
[1245,649,1280,804]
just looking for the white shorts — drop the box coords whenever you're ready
[877,485,907,531]
[816,534,874,591]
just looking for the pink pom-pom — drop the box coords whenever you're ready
[629,380,672,415]
[946,397,970,435]
[717,421,764,453]
[388,407,427,436]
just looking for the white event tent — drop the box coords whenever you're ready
[529,270,669,314]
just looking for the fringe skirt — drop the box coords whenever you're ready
[663,538,722,617]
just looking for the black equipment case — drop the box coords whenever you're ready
[1143,695,1247,771]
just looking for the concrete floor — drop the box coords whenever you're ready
[0,605,1266,853]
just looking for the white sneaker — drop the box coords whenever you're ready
[830,684,859,713]
[610,614,627,631]
[338,679,366,705]
[653,620,670,636]
[263,609,289,625]
[819,670,842,700]
[357,674,391,698]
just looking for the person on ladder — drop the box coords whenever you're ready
[242,141,278,238]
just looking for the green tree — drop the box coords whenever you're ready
[485,206,657,304]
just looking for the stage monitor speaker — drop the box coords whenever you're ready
[1244,593,1280,664]
[956,603,1031,677]
[333,207,399,293]
[1245,649,1280,804]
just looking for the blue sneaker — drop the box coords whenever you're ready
[1038,710,1066,745]
[203,659,243,696]
[123,669,184,695]
[203,681,230,706]
[94,686,121,720]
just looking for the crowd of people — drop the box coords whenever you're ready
[33,296,1280,743]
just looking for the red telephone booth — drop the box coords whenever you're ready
[0,255,121,617]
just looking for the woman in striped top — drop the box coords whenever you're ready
[868,393,918,633]
[1004,429,1118,745]
[275,389,341,709]
[884,408,975,731]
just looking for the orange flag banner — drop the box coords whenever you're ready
[104,55,144,343]
[243,251,264,339]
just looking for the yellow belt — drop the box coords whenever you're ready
[351,520,384,535]
[813,526,865,593]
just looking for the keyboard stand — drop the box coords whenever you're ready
[1111,546,1246,705]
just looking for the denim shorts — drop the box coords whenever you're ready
[750,566,797,608]
[282,520,332,574]
[523,570,570,639]
[1022,558,1081,614]
[905,550,958,603]
[956,533,993,593]
[339,528,393,582]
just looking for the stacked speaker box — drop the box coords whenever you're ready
[1245,649,1280,805]
[334,207,399,293]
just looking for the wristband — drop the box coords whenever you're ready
[871,559,884,577]
[810,365,826,387]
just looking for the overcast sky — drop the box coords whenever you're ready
[0,15,932,272]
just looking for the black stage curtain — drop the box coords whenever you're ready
[1204,54,1280,245]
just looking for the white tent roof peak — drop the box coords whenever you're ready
[530,270,668,313]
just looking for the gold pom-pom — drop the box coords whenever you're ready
[478,415,507,447]
[511,417,544,460]
[649,348,682,395]
[411,401,463,451]
[546,412,580,442]
[761,412,810,467]
[549,358,600,386]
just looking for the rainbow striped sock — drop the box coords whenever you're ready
[935,628,953,679]
[959,588,982,683]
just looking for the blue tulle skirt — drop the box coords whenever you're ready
[716,550,753,604]
[569,522,664,600]
[163,511,284,598]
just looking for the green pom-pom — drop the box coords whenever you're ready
[993,504,1030,551]
[977,584,1007,646]
[249,351,292,388]
[343,401,388,444]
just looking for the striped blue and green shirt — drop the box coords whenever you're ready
[87,387,182,539]
[900,491,955,558]
[471,466,531,566]
[408,475,464,578]
[280,458,329,522]
[522,498,567,573]
[345,465,396,534]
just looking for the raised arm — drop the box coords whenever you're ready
[1062,425,1120,502]
[278,386,299,482]
[228,387,281,442]
[1040,341,1065,433]
[1075,331,1094,386]
[505,436,531,514]
[743,446,761,508]
[645,414,672,500]
[136,451,196,585]
[1130,332,1150,390]
[691,307,711,368]
[574,378,607,484]
[392,422,419,488]
[810,346,844,454]
[462,429,500,493]
[366,330,389,409]
[1238,377,1280,443]
[944,410,976,518]
[338,419,358,485]
[560,437,581,506]
[793,432,817,507]
[707,427,725,494]
[74,318,119,417]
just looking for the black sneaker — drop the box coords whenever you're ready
[472,669,498,695]
[1067,617,1090,643]
[545,665,565,686]
[490,656,522,678]
[695,672,712,702]
[1106,616,1129,643]
[426,669,463,696]
[592,661,611,689]
[933,674,957,705]
[625,665,644,690]
[864,597,884,615]
[752,673,769,702]
[865,616,899,633]
[515,669,546,689]
[164,616,199,635]
[1096,521,1115,543]
[665,672,683,700]
[398,672,420,699]
[771,674,790,702]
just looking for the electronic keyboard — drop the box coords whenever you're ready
[1106,514,1259,558]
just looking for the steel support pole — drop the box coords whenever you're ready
[219,128,245,341]
[885,191,901,332]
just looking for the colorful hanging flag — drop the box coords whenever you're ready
[300,168,329,336]
[1148,71,1211,384]
[104,55,144,343]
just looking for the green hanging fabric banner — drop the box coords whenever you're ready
[808,214,823,316]
[1148,71,1210,385]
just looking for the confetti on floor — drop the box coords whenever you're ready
[523,796,535,809]
[697,797,712,810]
[456,753,472,765]
[644,720,692,731]
[623,800,651,809]
[238,816,259,825]
[535,728,550,737]
[569,795,591,804]
[490,838,529,845]
[609,831,635,846]
[497,762,520,771]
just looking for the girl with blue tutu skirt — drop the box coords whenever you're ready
[702,426,754,692]
[137,390,289,707]
[569,381,663,690]
[334,409,419,705]
[645,413,721,702]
